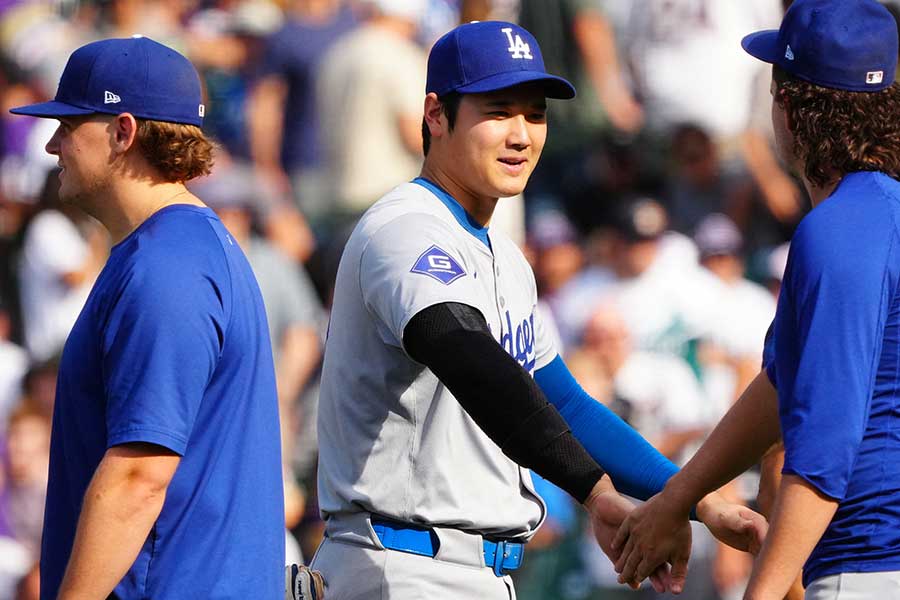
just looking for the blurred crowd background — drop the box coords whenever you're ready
[1,0,898,598]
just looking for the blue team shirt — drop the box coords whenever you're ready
[769,171,900,586]
[41,205,284,599]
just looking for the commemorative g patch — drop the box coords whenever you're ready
[411,245,466,285]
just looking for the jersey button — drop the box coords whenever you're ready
[500,297,506,307]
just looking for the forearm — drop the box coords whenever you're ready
[276,327,321,407]
[663,371,780,513]
[744,475,838,600]
[248,78,287,172]
[574,12,631,104]
[535,356,678,501]
[58,447,178,599]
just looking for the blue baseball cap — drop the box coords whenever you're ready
[426,21,575,99]
[10,36,205,126]
[742,0,898,92]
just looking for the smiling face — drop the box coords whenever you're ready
[44,114,115,209]
[432,83,548,208]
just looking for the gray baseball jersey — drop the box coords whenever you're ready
[317,179,559,539]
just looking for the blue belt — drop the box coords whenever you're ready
[370,519,525,577]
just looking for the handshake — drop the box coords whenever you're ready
[584,475,768,595]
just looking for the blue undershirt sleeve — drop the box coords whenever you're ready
[534,354,679,501]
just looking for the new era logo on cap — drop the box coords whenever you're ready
[104,90,121,104]
[867,71,884,84]
[785,45,795,60]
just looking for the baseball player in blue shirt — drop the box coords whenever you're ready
[612,1,900,598]
[10,38,284,599]
[311,20,765,599]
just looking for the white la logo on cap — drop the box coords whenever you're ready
[501,27,533,60]
[785,45,795,60]
[867,71,884,84]
[104,91,121,104]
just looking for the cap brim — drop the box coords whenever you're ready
[9,100,97,119]
[741,29,781,64]
[456,71,576,99]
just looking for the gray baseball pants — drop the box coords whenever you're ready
[805,571,900,599]
[309,513,517,600]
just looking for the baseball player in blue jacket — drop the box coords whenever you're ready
[311,20,765,599]
[612,1,900,598]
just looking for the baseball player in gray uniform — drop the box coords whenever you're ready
[311,21,766,599]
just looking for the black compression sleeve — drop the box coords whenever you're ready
[403,302,605,504]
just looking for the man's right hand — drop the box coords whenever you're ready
[584,476,684,594]
[609,486,693,594]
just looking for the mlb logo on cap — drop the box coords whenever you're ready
[867,71,885,85]
[741,0,898,92]
[426,21,575,99]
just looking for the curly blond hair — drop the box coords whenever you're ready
[136,119,215,182]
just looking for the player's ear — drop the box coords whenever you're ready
[111,112,139,154]
[776,88,796,134]
[423,93,446,139]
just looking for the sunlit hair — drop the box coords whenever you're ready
[136,119,215,182]
[773,65,900,187]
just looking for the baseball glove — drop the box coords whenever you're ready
[285,564,326,600]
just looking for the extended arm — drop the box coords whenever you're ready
[662,370,780,511]
[744,475,837,600]
[57,443,180,600]
[613,370,778,584]
[403,302,678,592]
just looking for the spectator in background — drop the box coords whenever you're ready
[518,0,644,219]
[527,209,584,303]
[693,214,775,420]
[187,0,285,161]
[0,305,27,427]
[18,172,106,362]
[19,359,58,419]
[248,0,357,224]
[316,0,426,230]
[96,0,188,49]
[553,197,720,362]
[3,400,50,560]
[581,304,708,462]
[665,123,755,238]
[0,426,32,600]
[616,0,806,234]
